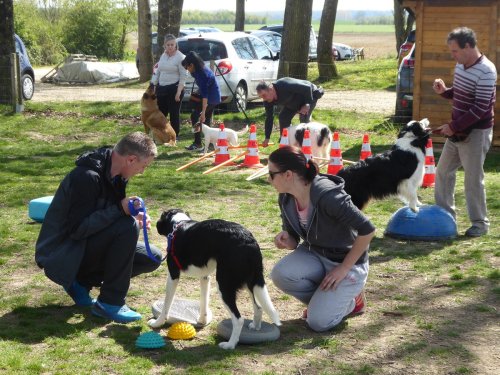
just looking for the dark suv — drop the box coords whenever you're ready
[395,43,415,122]
[259,25,317,60]
[15,34,35,100]
[398,29,415,65]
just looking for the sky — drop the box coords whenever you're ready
[182,0,394,12]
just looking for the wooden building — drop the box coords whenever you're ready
[401,0,499,145]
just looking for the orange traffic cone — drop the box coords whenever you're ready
[279,128,289,148]
[327,132,343,175]
[360,134,372,160]
[302,129,313,162]
[213,123,231,165]
[242,124,263,168]
[422,138,436,188]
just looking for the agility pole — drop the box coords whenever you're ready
[312,156,356,165]
[246,165,269,181]
[176,149,219,171]
[202,151,248,175]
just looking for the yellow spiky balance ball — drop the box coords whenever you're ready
[167,321,196,340]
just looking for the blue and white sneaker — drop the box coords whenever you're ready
[64,281,95,307]
[91,300,142,323]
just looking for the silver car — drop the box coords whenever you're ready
[177,32,279,112]
[332,42,354,60]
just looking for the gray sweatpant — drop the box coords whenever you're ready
[271,245,368,332]
[434,128,492,231]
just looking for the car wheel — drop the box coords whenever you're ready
[229,83,247,112]
[21,74,34,100]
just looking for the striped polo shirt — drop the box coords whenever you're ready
[441,55,497,133]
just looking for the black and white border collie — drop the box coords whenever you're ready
[288,122,332,160]
[337,119,431,212]
[149,209,281,350]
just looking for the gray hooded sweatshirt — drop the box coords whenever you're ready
[278,174,375,264]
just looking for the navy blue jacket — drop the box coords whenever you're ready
[191,65,221,105]
[35,148,128,289]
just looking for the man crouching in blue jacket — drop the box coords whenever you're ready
[35,132,162,323]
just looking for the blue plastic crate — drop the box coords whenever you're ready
[385,205,457,241]
[28,196,54,223]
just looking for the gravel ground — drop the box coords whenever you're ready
[32,67,396,115]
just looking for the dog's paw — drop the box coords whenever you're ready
[409,205,420,213]
[197,308,212,326]
[248,321,262,331]
[218,341,236,350]
[148,318,165,328]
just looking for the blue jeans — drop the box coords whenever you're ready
[271,244,368,332]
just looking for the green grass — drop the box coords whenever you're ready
[0,82,498,373]
[308,59,398,90]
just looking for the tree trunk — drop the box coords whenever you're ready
[278,0,313,80]
[0,0,15,104]
[235,0,245,31]
[137,0,154,82]
[157,0,184,61]
[317,0,338,81]
[394,0,415,55]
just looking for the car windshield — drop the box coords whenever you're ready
[178,39,228,61]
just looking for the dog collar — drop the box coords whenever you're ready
[166,229,183,270]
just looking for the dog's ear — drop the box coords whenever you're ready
[156,211,170,236]
[420,118,430,128]
[142,93,148,99]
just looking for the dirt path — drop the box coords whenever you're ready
[32,81,396,115]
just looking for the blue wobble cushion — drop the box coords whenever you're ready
[28,196,54,223]
[136,331,166,349]
[384,205,457,241]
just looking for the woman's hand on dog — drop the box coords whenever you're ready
[274,231,298,250]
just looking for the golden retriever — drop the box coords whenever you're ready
[140,86,176,146]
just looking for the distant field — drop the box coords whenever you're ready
[182,23,395,33]
[129,24,397,59]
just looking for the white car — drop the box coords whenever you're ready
[177,32,279,112]
[332,42,354,60]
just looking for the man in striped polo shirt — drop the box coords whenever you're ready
[433,27,497,237]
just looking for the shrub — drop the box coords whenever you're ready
[61,0,123,60]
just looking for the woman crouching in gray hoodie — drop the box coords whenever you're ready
[267,145,375,332]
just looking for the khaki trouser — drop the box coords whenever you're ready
[434,128,492,231]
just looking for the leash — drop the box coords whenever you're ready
[214,63,251,122]
[166,229,183,270]
[128,197,164,264]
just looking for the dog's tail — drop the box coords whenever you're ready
[237,124,249,136]
[252,285,282,326]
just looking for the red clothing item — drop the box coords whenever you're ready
[441,54,497,134]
